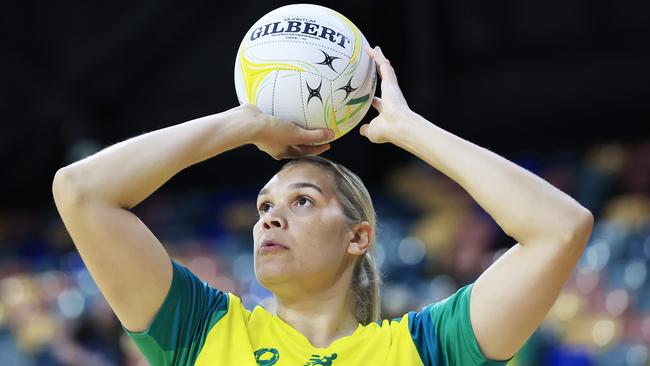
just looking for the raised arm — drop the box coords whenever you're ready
[52,104,333,332]
[362,46,593,361]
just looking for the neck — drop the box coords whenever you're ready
[272,269,359,348]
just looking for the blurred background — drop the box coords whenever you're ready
[1,0,649,365]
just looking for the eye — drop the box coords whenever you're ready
[257,202,272,214]
[296,196,313,207]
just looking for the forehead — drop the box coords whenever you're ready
[259,163,335,196]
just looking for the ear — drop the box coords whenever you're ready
[347,221,373,255]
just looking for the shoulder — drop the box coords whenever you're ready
[406,283,510,365]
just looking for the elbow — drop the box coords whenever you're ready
[52,167,87,208]
[575,207,594,242]
[562,207,594,249]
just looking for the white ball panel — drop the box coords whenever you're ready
[243,6,355,59]
[334,66,377,136]
[254,70,277,116]
[233,47,246,104]
[272,71,307,127]
[301,72,332,130]
[244,42,347,81]
[331,34,372,108]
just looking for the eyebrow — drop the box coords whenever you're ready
[258,182,323,197]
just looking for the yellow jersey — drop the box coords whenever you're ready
[126,261,510,365]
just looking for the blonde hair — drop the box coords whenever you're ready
[281,156,382,325]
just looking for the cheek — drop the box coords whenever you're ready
[252,221,262,239]
[294,219,348,263]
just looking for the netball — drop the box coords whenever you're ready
[234,4,376,141]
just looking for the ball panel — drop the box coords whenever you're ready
[332,59,377,137]
[334,70,376,137]
[333,42,375,111]
[301,73,333,131]
[327,11,364,83]
[243,5,355,60]
[255,70,277,116]
[233,47,245,104]
[243,41,347,81]
[235,46,305,105]
[272,70,309,127]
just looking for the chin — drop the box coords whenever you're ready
[255,264,291,288]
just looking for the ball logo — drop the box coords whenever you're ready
[250,19,351,49]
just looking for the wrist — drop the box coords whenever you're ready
[385,108,423,145]
[224,104,265,145]
[191,105,263,160]
[230,104,268,145]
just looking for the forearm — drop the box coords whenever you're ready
[391,111,592,245]
[55,105,256,209]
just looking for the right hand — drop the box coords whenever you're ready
[359,46,413,145]
[241,104,335,160]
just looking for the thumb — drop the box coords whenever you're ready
[359,124,369,137]
[298,127,335,144]
[371,96,383,113]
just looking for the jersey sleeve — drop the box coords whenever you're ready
[123,260,229,366]
[407,283,514,366]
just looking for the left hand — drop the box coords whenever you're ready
[360,46,412,144]
[240,104,334,160]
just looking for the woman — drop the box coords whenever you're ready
[52,46,593,366]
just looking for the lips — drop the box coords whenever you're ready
[261,239,288,249]
[259,239,289,254]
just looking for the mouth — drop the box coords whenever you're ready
[260,239,289,253]
[261,240,288,249]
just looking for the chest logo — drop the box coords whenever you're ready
[303,353,338,366]
[254,348,280,366]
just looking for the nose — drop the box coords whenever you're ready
[262,210,286,230]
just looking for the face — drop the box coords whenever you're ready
[253,163,356,294]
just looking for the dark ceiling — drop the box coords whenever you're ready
[2,0,649,210]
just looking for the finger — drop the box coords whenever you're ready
[364,45,373,57]
[282,145,302,159]
[372,46,397,84]
[296,128,335,144]
[373,46,389,63]
[359,124,369,137]
[290,143,331,157]
[366,45,385,62]
[365,46,383,79]
[371,96,383,112]
[268,115,332,142]
[365,46,380,73]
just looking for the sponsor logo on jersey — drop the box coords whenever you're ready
[254,348,280,366]
[303,353,338,366]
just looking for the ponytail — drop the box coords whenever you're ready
[352,251,382,324]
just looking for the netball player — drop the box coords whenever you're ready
[52,46,593,365]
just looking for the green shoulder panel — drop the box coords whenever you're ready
[124,260,229,366]
[408,283,514,366]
